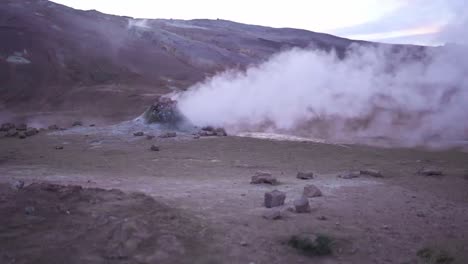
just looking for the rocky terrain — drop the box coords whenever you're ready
[1,1,466,264]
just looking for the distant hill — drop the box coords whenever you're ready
[0,0,426,120]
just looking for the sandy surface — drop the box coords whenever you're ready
[1,124,467,264]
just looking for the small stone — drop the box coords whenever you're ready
[193,135,200,139]
[317,216,328,221]
[416,212,426,217]
[264,190,286,208]
[25,206,35,215]
[16,124,27,131]
[159,132,177,138]
[360,169,383,177]
[294,197,310,213]
[339,171,360,179]
[418,168,443,176]
[55,146,64,150]
[11,180,25,190]
[240,241,249,247]
[262,209,282,220]
[297,171,314,180]
[251,171,278,185]
[72,121,83,127]
[303,184,322,198]
[18,132,27,139]
[150,145,160,151]
[146,135,155,140]
[133,131,145,137]
[89,124,96,127]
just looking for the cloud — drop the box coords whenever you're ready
[334,0,466,45]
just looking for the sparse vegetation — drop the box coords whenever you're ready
[288,234,333,256]
[417,247,455,264]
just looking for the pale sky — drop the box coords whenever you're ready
[51,0,466,46]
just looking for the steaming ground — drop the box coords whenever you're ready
[177,44,468,148]
[1,123,468,263]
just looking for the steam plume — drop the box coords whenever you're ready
[177,44,468,146]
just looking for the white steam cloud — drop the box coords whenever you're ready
[177,43,468,147]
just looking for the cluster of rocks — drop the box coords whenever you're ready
[195,126,228,137]
[250,171,324,220]
[1,123,39,139]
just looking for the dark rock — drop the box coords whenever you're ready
[262,209,282,220]
[48,124,59,130]
[317,216,328,221]
[201,126,215,132]
[215,128,228,136]
[146,135,155,140]
[264,190,286,208]
[339,171,360,179]
[133,132,145,137]
[303,184,322,198]
[150,145,160,151]
[24,206,35,215]
[18,132,27,139]
[360,169,383,177]
[142,97,186,125]
[89,124,96,127]
[294,197,310,213]
[418,168,443,176]
[25,128,39,137]
[0,123,15,131]
[72,121,83,127]
[159,132,177,138]
[55,146,64,150]
[16,124,27,131]
[251,171,278,185]
[297,171,314,180]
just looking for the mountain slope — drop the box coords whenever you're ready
[0,0,424,120]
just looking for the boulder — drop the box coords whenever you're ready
[133,132,145,137]
[0,123,15,131]
[198,130,217,137]
[146,135,155,140]
[16,124,27,131]
[251,171,278,185]
[297,171,314,180]
[303,184,322,198]
[215,128,228,136]
[294,197,310,213]
[159,132,177,138]
[360,169,383,177]
[264,190,286,208]
[339,171,360,179]
[142,97,186,125]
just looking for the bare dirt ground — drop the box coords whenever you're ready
[0,124,467,264]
